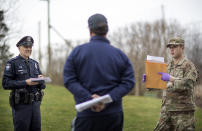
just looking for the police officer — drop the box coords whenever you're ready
[143,37,198,130]
[63,14,135,131]
[2,36,46,131]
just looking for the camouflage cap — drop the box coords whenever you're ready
[16,36,34,47]
[167,37,184,47]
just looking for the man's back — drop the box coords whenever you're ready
[63,35,135,117]
[73,36,129,94]
[63,13,134,131]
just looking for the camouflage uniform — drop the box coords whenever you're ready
[154,38,198,131]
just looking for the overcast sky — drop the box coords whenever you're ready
[6,0,202,57]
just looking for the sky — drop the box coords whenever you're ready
[5,0,202,59]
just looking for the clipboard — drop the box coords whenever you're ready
[145,60,167,89]
[30,77,52,83]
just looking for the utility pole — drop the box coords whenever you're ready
[161,5,167,60]
[161,4,166,45]
[41,0,51,74]
[47,0,51,67]
[38,21,42,68]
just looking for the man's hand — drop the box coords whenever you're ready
[91,94,105,112]
[158,72,170,81]
[38,75,44,78]
[158,72,176,82]
[26,79,39,86]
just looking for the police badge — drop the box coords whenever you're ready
[35,63,38,69]
[27,36,32,42]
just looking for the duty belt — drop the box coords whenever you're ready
[9,89,44,107]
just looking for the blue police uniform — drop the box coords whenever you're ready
[63,35,135,131]
[2,36,45,131]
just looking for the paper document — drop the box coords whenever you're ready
[145,55,167,89]
[147,55,164,63]
[30,77,52,83]
[75,94,113,112]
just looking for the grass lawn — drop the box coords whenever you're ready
[0,84,202,131]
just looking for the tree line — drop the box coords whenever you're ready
[0,1,201,97]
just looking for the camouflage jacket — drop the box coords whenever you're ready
[162,56,198,111]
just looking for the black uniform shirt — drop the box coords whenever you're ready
[2,55,45,93]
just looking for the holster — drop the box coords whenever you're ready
[40,91,44,101]
[14,90,21,104]
[9,91,15,107]
[35,91,44,101]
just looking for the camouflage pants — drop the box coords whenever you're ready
[154,110,195,131]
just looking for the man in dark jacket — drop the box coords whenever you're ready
[2,36,45,131]
[63,13,135,131]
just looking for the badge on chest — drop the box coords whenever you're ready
[17,65,27,74]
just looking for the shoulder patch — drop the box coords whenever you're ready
[5,63,11,71]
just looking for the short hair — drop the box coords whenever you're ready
[88,14,108,36]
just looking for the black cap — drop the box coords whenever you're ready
[16,36,34,47]
[88,13,108,29]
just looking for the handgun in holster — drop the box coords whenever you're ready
[35,90,44,101]
[39,90,44,101]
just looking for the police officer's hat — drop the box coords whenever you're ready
[88,13,108,30]
[167,37,184,48]
[16,36,34,47]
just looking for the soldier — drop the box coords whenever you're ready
[149,37,198,130]
[63,14,135,131]
[2,36,46,131]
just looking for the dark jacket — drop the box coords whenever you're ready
[63,36,135,117]
[2,55,45,93]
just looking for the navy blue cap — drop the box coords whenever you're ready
[16,36,34,47]
[88,13,108,29]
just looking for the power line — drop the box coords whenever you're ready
[49,25,73,49]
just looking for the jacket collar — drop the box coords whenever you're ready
[171,56,186,66]
[90,36,110,44]
[18,55,30,62]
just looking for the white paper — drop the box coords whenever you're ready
[75,94,113,112]
[30,77,52,83]
[147,55,164,63]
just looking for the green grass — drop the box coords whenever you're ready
[0,84,202,131]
